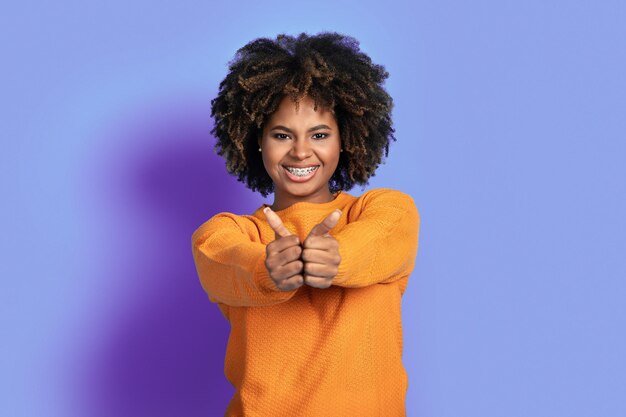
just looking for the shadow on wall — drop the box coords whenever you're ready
[72,97,262,417]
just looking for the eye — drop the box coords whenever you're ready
[312,133,329,140]
[273,133,290,140]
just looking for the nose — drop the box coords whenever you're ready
[289,138,313,160]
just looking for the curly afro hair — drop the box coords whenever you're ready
[210,31,396,197]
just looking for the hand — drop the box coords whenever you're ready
[302,209,342,289]
[263,207,304,291]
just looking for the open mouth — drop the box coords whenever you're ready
[283,165,320,182]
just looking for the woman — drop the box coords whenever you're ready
[192,31,420,416]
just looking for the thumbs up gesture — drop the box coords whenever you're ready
[262,207,305,291]
[302,209,342,289]
[263,207,342,290]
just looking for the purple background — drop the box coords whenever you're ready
[3,1,625,416]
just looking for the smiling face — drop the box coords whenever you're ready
[258,94,341,211]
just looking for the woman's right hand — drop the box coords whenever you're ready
[262,207,304,291]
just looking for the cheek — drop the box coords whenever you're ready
[325,145,341,164]
[261,151,283,176]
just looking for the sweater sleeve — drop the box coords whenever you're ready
[191,213,300,307]
[331,189,420,288]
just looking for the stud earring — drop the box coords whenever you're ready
[258,148,262,152]
[340,149,343,152]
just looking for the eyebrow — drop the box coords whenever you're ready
[269,124,332,133]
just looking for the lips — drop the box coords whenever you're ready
[282,165,320,182]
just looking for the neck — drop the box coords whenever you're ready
[271,188,336,211]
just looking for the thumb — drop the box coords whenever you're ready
[263,207,293,239]
[308,209,342,238]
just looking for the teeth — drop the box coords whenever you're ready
[286,166,318,176]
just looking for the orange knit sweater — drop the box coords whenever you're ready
[191,187,420,416]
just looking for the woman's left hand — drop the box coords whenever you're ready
[302,209,342,289]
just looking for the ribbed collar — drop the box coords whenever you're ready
[252,190,353,220]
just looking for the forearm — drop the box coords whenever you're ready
[191,216,299,307]
[331,193,420,288]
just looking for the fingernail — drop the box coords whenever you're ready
[263,207,270,213]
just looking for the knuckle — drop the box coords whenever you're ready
[277,251,288,264]
[291,261,303,275]
[282,275,302,291]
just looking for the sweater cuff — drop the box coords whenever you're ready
[332,233,375,286]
